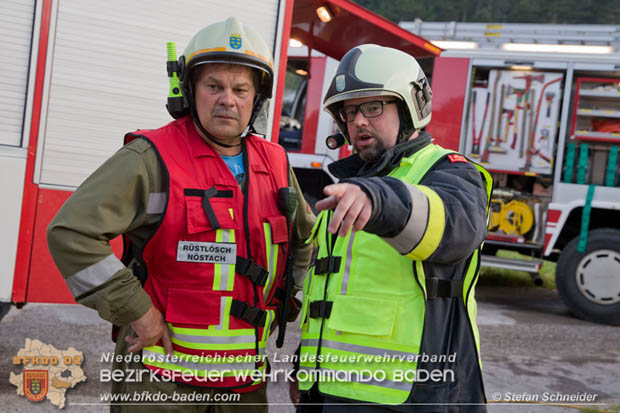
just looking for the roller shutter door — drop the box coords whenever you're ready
[38,0,281,187]
[0,0,36,147]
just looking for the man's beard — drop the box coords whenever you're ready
[355,138,388,163]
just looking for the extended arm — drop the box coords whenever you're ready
[318,159,488,264]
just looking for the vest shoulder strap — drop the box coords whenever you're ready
[391,144,455,185]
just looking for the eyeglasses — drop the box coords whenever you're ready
[338,100,397,123]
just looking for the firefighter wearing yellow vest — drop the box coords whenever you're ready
[47,18,315,412]
[294,44,492,412]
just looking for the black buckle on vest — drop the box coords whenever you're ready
[314,257,342,275]
[230,300,267,327]
[309,300,333,319]
[274,287,286,302]
[201,186,220,230]
[426,277,464,299]
[236,257,269,287]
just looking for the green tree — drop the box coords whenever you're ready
[353,0,620,24]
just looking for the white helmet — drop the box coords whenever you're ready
[323,44,432,143]
[179,17,274,138]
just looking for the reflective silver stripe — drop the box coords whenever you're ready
[142,349,256,371]
[215,297,227,330]
[301,339,319,347]
[220,231,231,290]
[147,192,167,214]
[340,233,357,295]
[381,184,429,255]
[321,340,418,359]
[65,254,124,297]
[302,339,418,359]
[299,367,412,392]
[172,332,255,344]
[221,263,230,291]
[364,376,412,391]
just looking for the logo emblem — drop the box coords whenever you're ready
[229,34,242,49]
[335,75,345,92]
[448,154,468,163]
[24,370,48,402]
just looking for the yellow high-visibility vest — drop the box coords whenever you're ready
[299,144,492,405]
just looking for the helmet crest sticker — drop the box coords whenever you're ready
[229,34,242,49]
[336,75,345,92]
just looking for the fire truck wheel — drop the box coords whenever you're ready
[556,228,620,326]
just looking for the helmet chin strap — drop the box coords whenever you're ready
[189,104,243,149]
[396,101,415,143]
[187,88,265,149]
[186,81,250,149]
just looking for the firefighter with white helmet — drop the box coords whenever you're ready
[323,43,432,147]
[47,17,315,411]
[294,44,493,411]
[178,17,276,146]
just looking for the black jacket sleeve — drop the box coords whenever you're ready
[344,158,488,264]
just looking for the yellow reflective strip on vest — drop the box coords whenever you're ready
[170,297,254,350]
[142,348,257,377]
[462,251,479,303]
[168,340,254,351]
[464,251,482,354]
[213,230,224,290]
[171,332,255,345]
[472,163,493,207]
[226,229,235,290]
[170,338,254,351]
[144,345,263,361]
[405,185,445,261]
[261,309,274,343]
[171,325,255,337]
[263,223,275,299]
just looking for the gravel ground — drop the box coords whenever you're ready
[1,285,618,412]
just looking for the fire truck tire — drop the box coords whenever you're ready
[556,228,620,326]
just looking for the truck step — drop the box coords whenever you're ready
[481,254,543,274]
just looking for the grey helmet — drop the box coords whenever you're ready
[323,44,432,143]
